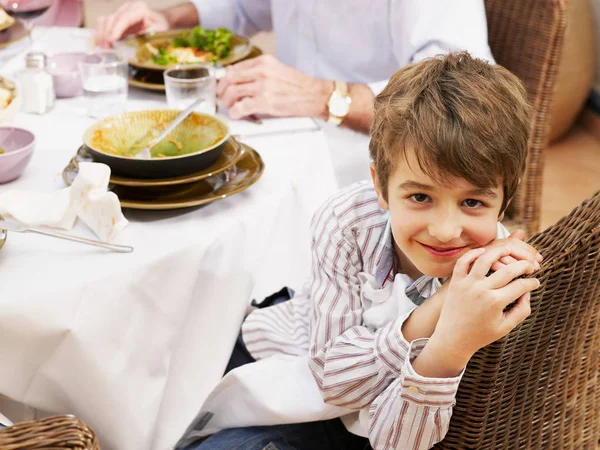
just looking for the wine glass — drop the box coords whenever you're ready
[0,0,55,48]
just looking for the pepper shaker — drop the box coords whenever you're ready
[21,51,55,115]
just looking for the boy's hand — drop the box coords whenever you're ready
[426,245,540,373]
[490,229,543,272]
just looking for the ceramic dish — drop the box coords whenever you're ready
[71,137,244,187]
[47,52,96,98]
[128,46,263,92]
[82,110,229,178]
[0,10,15,32]
[0,214,6,250]
[0,126,35,183]
[0,20,26,50]
[127,29,251,71]
[0,76,19,124]
[63,144,264,210]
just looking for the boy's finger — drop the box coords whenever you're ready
[499,255,517,264]
[508,229,527,241]
[494,278,540,308]
[487,239,542,265]
[453,248,486,278]
[500,292,531,334]
[486,260,535,289]
[469,245,514,278]
[490,261,506,272]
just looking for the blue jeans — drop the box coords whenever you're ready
[182,287,372,450]
[184,419,371,450]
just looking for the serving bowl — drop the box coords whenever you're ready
[0,127,35,183]
[82,110,229,178]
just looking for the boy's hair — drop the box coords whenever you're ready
[369,52,531,213]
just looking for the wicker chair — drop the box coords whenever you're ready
[0,415,100,449]
[485,0,567,236]
[434,189,600,449]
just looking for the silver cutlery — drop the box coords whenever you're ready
[0,220,133,253]
[132,96,206,159]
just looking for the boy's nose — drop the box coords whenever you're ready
[427,219,462,243]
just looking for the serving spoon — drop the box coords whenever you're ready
[132,96,206,160]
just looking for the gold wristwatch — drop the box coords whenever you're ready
[327,80,351,126]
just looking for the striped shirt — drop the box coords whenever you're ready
[242,181,499,449]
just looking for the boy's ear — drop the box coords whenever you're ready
[499,178,519,221]
[370,163,389,211]
[499,194,515,221]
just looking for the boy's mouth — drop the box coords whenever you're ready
[419,243,466,258]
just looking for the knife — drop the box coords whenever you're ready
[0,220,134,253]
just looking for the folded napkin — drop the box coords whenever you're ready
[0,162,128,242]
[227,116,320,138]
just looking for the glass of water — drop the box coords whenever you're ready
[78,51,128,118]
[164,65,216,115]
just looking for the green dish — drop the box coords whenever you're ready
[82,110,230,179]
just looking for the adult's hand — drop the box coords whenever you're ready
[218,55,333,120]
[95,1,169,48]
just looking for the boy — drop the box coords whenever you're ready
[178,52,542,450]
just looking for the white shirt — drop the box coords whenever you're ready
[190,0,495,94]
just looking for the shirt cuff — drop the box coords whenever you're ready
[400,338,463,408]
[373,311,414,374]
[367,79,389,97]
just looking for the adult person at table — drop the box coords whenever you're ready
[94,0,494,134]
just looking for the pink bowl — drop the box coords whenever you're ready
[47,52,97,98]
[0,127,35,184]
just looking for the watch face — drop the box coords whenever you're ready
[329,92,350,117]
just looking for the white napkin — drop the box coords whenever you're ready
[358,272,416,330]
[0,162,128,242]
[227,116,320,138]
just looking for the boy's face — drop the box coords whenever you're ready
[371,148,504,279]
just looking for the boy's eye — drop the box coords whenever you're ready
[463,198,484,208]
[410,194,430,203]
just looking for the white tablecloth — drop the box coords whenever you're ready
[0,27,342,450]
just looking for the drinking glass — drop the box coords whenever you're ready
[78,50,128,118]
[0,0,54,48]
[164,65,216,115]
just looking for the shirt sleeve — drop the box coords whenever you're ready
[307,202,462,449]
[368,339,462,450]
[188,0,272,37]
[367,0,495,97]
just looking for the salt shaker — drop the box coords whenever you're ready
[21,52,55,115]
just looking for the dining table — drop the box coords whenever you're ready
[0,26,351,450]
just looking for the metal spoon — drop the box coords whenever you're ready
[132,96,206,160]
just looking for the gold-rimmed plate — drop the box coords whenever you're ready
[128,46,263,92]
[128,77,166,92]
[126,29,251,71]
[0,11,15,32]
[62,144,264,210]
[70,137,244,187]
[0,20,26,50]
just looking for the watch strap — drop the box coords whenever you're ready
[327,80,350,125]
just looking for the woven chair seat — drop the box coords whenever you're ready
[0,415,100,450]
